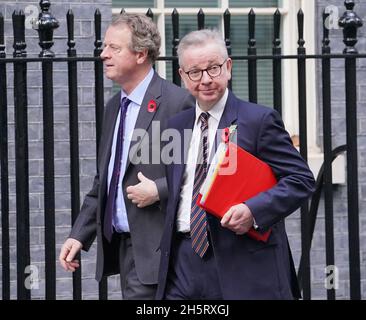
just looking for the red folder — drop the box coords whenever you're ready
[198,141,277,242]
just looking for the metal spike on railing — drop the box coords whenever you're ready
[297,9,305,49]
[247,8,257,103]
[172,8,179,43]
[172,8,180,86]
[248,8,256,48]
[197,8,204,30]
[273,9,281,49]
[120,8,126,15]
[94,9,102,57]
[12,10,27,57]
[223,9,231,56]
[223,8,231,90]
[67,10,76,56]
[322,10,330,49]
[146,8,153,20]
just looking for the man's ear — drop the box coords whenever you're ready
[178,68,184,78]
[136,48,149,64]
[226,58,233,80]
[178,68,188,87]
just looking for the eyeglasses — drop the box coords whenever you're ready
[184,59,227,82]
[102,43,123,54]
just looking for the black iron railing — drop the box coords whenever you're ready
[0,0,364,300]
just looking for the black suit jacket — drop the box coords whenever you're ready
[70,72,194,284]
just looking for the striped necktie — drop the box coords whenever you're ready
[190,112,210,258]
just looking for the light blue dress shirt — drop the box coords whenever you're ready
[107,68,154,232]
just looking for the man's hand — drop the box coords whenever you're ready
[126,172,159,208]
[59,238,83,272]
[221,203,254,235]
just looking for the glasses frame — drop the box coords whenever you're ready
[183,59,228,82]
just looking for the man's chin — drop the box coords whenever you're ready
[104,72,115,81]
[197,100,216,111]
[198,97,218,109]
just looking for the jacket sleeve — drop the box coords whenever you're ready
[245,109,315,230]
[69,174,99,251]
[155,176,168,202]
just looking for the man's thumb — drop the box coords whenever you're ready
[66,244,80,262]
[137,171,147,182]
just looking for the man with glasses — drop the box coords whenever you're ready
[59,13,194,299]
[156,29,315,299]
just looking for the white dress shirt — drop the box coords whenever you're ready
[176,89,228,232]
[107,68,154,232]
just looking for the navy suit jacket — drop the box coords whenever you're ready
[156,91,315,299]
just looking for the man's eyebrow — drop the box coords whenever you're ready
[188,60,220,70]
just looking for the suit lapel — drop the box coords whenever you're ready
[172,109,195,202]
[104,93,122,155]
[214,91,238,153]
[99,92,121,197]
[172,93,238,204]
[126,73,162,170]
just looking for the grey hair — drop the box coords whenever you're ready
[111,13,161,63]
[177,29,228,67]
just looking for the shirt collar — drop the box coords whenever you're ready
[195,88,228,125]
[120,68,154,106]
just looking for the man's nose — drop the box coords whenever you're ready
[201,70,212,83]
[100,47,109,60]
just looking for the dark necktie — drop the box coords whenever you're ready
[103,97,131,242]
[190,112,210,258]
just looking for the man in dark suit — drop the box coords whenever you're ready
[59,14,194,299]
[156,29,315,300]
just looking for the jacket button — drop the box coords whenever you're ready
[165,251,169,257]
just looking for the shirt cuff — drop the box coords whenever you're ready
[252,217,259,230]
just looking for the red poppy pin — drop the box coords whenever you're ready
[147,99,157,113]
[222,127,230,143]
[222,125,237,143]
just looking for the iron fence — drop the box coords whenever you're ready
[0,0,364,300]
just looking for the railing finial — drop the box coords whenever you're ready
[338,0,363,54]
[33,0,59,57]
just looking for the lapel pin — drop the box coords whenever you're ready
[222,127,230,143]
[147,99,157,113]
